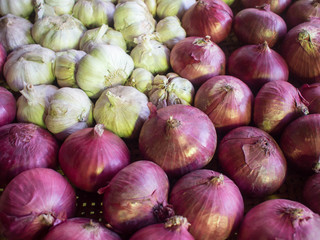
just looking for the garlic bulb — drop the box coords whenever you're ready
[148,73,195,109]
[130,35,170,75]
[125,68,154,94]
[156,0,196,19]
[45,87,94,140]
[76,44,134,98]
[3,44,56,92]
[0,0,33,19]
[17,84,58,128]
[0,14,35,52]
[93,85,150,138]
[79,24,126,52]
[118,0,156,16]
[33,0,75,20]
[55,49,86,88]
[32,14,86,51]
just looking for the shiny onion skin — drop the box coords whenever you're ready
[43,218,121,240]
[227,42,289,93]
[181,0,233,43]
[0,43,6,75]
[299,83,320,113]
[170,36,226,87]
[303,174,320,214]
[0,86,16,127]
[241,0,292,14]
[280,114,320,173]
[233,4,287,47]
[218,126,287,197]
[169,170,244,240]
[253,81,309,136]
[101,161,173,236]
[238,199,320,240]
[0,168,76,240]
[59,124,130,192]
[0,123,59,185]
[194,75,253,135]
[139,104,217,178]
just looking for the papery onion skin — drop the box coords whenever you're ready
[238,199,320,240]
[0,43,6,75]
[241,0,292,14]
[59,124,130,192]
[0,168,76,240]
[169,170,244,240]
[0,87,16,127]
[218,126,287,197]
[280,114,320,173]
[194,75,253,135]
[181,0,233,44]
[299,83,320,113]
[0,123,59,185]
[303,174,320,214]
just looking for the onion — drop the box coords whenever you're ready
[280,114,320,173]
[233,4,287,47]
[194,75,253,135]
[43,218,121,240]
[0,123,59,185]
[227,41,289,93]
[59,124,130,192]
[299,83,320,113]
[0,87,16,127]
[139,104,217,178]
[169,169,244,240]
[218,126,287,197]
[253,81,309,136]
[0,168,76,240]
[241,0,292,14]
[100,160,173,236]
[238,199,320,240]
[0,43,6,75]
[170,36,226,87]
[303,173,320,214]
[181,0,233,44]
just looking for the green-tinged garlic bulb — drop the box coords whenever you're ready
[76,44,134,99]
[3,44,56,92]
[130,35,170,75]
[79,24,126,53]
[0,0,33,19]
[33,0,75,20]
[93,85,150,138]
[17,84,58,128]
[32,14,86,51]
[156,0,195,19]
[55,49,86,88]
[155,16,186,49]
[118,0,156,16]
[45,87,94,140]
[0,14,35,52]
[125,68,153,94]
[148,72,195,109]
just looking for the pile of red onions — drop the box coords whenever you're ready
[241,0,292,14]
[303,173,320,214]
[0,87,16,127]
[299,83,320,113]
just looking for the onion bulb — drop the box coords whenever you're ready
[0,86,16,127]
[241,0,292,14]
[303,173,320,215]
[299,83,320,113]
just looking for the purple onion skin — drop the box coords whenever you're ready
[241,0,292,14]
[169,170,244,240]
[0,87,16,127]
[299,83,320,113]
[238,199,320,240]
[303,174,320,215]
[0,123,59,185]
[0,168,76,240]
[280,114,320,173]
[218,126,287,198]
[43,218,121,240]
[139,104,217,178]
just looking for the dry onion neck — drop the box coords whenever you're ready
[93,124,105,137]
[164,216,190,230]
[298,30,318,56]
[193,36,212,46]
[256,4,271,11]
[166,116,181,129]
[208,174,224,185]
[83,219,100,232]
[312,159,320,173]
[38,213,55,226]
[153,203,175,223]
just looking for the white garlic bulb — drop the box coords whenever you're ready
[156,0,195,19]
[118,0,156,16]
[125,67,153,94]
[33,0,75,20]
[0,0,33,19]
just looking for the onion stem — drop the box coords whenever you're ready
[209,174,224,185]
[164,216,190,229]
[153,203,175,222]
[83,219,99,231]
[166,116,181,129]
[93,124,105,137]
[39,213,55,226]
[313,159,320,173]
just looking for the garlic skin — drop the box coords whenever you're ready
[32,14,86,51]
[156,0,196,19]
[55,49,86,88]
[118,0,157,16]
[93,85,150,138]
[0,14,35,52]
[76,44,134,99]
[45,87,94,140]
[125,67,154,94]
[0,0,33,19]
[33,0,75,20]
[3,44,56,92]
[17,84,58,128]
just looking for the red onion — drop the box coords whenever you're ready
[218,126,287,197]
[169,169,244,240]
[100,160,173,236]
[129,215,194,240]
[227,41,289,93]
[0,168,76,240]
[59,124,130,192]
[241,0,292,14]
[170,36,226,87]
[299,83,320,113]
[233,4,287,47]
[0,86,16,127]
[238,199,320,240]
[194,75,253,135]
[303,173,320,214]
[43,218,121,240]
[253,81,309,136]
[0,123,59,185]
[181,0,233,44]
[139,104,217,178]
[280,114,320,173]
[0,43,6,75]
